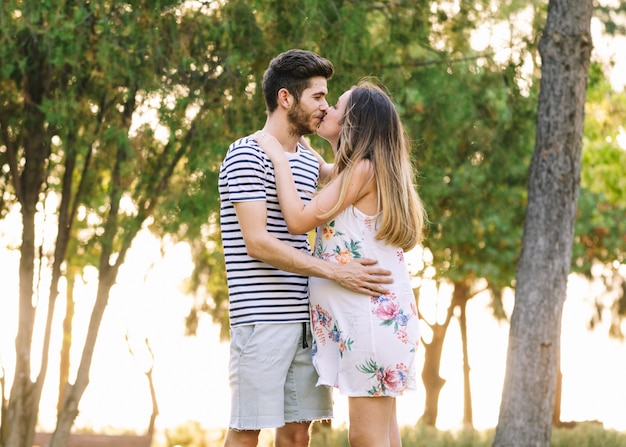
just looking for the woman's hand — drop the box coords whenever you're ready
[253,131,284,162]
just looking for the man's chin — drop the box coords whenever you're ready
[297,128,318,136]
[309,121,324,135]
[288,120,319,136]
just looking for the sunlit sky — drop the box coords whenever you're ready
[1,5,625,437]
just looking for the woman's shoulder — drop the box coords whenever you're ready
[352,158,374,177]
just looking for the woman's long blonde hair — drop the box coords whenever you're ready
[319,80,425,251]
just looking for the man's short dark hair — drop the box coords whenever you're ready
[262,49,334,113]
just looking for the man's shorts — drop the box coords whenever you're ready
[227,322,333,430]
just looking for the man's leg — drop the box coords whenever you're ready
[279,323,332,446]
[224,429,261,447]
[226,324,304,446]
[275,422,311,447]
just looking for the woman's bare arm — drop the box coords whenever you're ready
[255,131,372,234]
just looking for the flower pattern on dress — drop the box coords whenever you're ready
[356,359,409,396]
[315,220,363,264]
[311,304,354,356]
[371,293,416,344]
[396,250,405,263]
[322,222,335,240]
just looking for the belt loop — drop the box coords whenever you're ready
[302,322,309,349]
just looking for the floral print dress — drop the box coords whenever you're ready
[309,206,420,397]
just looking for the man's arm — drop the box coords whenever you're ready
[235,200,392,295]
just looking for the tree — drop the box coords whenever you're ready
[550,62,626,425]
[493,1,593,445]
[0,1,251,446]
[412,59,538,426]
[181,0,551,429]
[1,1,621,442]
[393,0,543,425]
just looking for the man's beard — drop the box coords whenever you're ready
[287,103,316,136]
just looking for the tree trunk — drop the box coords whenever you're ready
[457,287,473,428]
[552,355,563,427]
[5,204,38,447]
[58,277,76,415]
[50,139,139,447]
[419,322,448,426]
[417,282,464,427]
[50,272,119,447]
[493,1,593,446]
[419,280,476,428]
[4,44,50,444]
[28,186,74,447]
[126,336,159,440]
[145,348,158,440]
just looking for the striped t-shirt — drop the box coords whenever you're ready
[218,135,319,327]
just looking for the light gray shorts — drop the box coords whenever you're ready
[227,322,333,430]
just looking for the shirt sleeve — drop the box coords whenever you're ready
[223,139,268,203]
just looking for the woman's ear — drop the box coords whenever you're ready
[277,88,293,109]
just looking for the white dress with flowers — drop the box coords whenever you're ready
[309,205,420,397]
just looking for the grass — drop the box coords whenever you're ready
[309,424,493,447]
[311,423,626,447]
[160,421,626,447]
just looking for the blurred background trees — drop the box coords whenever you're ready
[0,0,624,445]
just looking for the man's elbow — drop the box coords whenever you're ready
[246,244,263,260]
[242,235,267,260]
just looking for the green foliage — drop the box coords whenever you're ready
[3,0,618,340]
[0,0,572,338]
[582,62,626,207]
[595,2,626,36]
[414,61,537,289]
[570,61,626,338]
[207,1,542,307]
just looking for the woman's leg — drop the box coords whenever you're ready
[348,396,398,447]
[388,399,402,447]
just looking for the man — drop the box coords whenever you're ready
[219,49,392,447]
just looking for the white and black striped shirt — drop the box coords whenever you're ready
[219,136,319,327]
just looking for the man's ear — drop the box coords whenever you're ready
[277,88,293,109]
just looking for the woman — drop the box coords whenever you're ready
[255,80,425,447]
